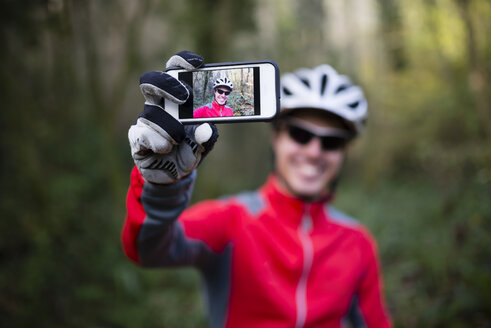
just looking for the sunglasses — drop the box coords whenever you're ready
[286,123,350,151]
[216,89,231,96]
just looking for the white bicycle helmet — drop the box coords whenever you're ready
[280,64,367,136]
[213,77,234,91]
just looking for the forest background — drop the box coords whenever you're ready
[0,0,490,327]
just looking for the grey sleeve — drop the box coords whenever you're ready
[137,170,214,267]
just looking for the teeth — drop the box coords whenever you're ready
[299,163,318,176]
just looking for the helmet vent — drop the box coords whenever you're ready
[348,101,359,109]
[335,85,348,94]
[320,74,328,95]
[282,86,292,96]
[300,78,310,88]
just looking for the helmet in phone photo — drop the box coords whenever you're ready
[214,77,234,91]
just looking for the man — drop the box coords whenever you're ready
[193,77,234,118]
[124,51,392,327]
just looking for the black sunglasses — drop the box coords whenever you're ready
[216,89,231,95]
[287,124,349,151]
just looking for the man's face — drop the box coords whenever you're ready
[272,112,348,200]
[214,87,231,106]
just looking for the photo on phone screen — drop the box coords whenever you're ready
[178,67,260,119]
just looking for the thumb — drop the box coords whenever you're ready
[183,123,219,160]
[194,123,213,144]
[195,123,219,156]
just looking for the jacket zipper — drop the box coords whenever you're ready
[295,204,314,328]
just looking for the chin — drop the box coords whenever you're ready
[294,188,325,200]
[287,179,327,200]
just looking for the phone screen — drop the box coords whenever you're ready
[178,67,260,119]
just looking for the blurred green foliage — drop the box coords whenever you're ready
[0,0,489,327]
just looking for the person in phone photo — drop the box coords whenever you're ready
[193,77,234,118]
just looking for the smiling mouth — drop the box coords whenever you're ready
[296,160,327,179]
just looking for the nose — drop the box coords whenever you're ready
[302,136,323,157]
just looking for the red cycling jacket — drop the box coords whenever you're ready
[122,167,392,328]
[193,100,233,118]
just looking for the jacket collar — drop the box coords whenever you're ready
[212,99,226,109]
[260,174,333,227]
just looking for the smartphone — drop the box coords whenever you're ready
[164,60,280,124]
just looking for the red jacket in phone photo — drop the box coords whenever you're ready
[193,100,233,118]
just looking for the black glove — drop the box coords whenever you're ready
[128,51,218,184]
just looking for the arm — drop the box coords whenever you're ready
[193,105,210,118]
[123,51,220,267]
[122,166,196,266]
[122,166,234,267]
[356,233,392,327]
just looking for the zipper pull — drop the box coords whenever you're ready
[301,205,313,233]
[296,204,314,328]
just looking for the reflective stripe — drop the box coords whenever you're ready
[232,191,265,216]
[295,206,314,328]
